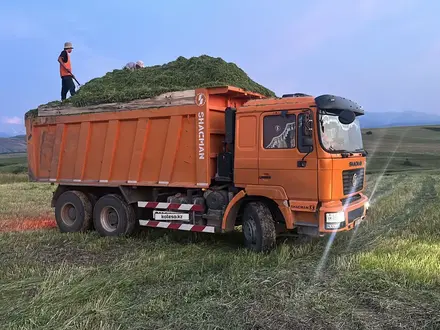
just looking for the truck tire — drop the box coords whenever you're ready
[242,201,276,252]
[93,194,136,237]
[55,190,93,233]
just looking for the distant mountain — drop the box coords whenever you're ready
[0,135,27,154]
[359,111,440,129]
[0,132,12,138]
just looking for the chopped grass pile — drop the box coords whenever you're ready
[36,55,275,112]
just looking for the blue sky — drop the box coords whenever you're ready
[0,0,439,135]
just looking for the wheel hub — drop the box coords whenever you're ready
[68,207,76,219]
[243,216,257,245]
[60,203,76,226]
[101,206,119,232]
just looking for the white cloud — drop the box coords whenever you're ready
[2,117,23,125]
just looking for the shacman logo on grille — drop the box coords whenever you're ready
[352,173,358,187]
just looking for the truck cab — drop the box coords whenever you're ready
[222,92,369,241]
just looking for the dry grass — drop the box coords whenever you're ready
[0,173,29,184]
[0,173,439,329]
[0,181,53,220]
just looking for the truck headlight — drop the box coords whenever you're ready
[325,211,345,229]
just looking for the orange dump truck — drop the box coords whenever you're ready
[25,86,370,252]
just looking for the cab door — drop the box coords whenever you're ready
[258,109,318,201]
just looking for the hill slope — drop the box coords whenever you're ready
[360,111,440,128]
[0,136,26,154]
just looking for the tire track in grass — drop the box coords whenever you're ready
[333,174,440,329]
[335,173,433,265]
[354,174,440,287]
[314,173,423,262]
[296,174,426,329]
[348,173,425,252]
[365,172,403,205]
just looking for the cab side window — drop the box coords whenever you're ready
[298,113,314,153]
[263,114,296,149]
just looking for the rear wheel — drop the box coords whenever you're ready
[55,190,93,233]
[93,194,136,237]
[242,202,276,252]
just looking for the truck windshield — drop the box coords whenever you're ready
[319,112,364,152]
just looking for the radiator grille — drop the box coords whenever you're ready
[342,168,364,195]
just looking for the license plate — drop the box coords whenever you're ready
[153,211,189,221]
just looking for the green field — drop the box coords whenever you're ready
[0,126,439,329]
[364,125,440,174]
[0,153,28,182]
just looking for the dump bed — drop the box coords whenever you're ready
[25,86,265,188]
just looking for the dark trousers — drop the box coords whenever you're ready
[61,76,76,100]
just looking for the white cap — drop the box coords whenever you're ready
[136,60,144,68]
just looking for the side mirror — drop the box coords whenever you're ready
[338,110,356,125]
[302,112,313,136]
[303,136,313,147]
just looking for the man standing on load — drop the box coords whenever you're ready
[58,42,76,101]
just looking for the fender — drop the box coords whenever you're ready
[222,186,294,232]
[276,201,295,229]
[222,190,246,232]
[245,185,288,200]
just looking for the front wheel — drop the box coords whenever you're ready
[242,202,276,252]
[93,194,136,237]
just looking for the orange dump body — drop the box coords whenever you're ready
[25,86,265,188]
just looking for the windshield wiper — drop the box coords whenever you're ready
[355,148,368,156]
[329,147,353,157]
[329,146,367,157]
[340,150,353,158]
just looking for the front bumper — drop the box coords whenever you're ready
[318,193,369,233]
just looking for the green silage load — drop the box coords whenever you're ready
[43,55,276,109]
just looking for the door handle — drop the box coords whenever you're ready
[259,174,271,179]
